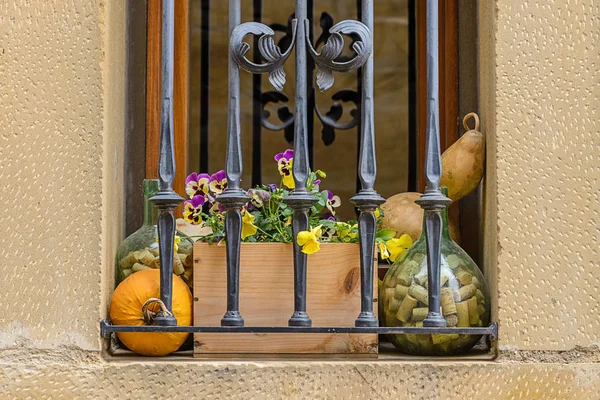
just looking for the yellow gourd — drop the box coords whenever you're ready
[381,192,460,243]
[440,113,485,202]
[109,269,193,356]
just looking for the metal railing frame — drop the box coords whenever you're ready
[102,0,497,343]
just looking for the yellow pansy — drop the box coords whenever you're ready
[296,225,322,254]
[386,234,413,262]
[155,235,181,253]
[281,161,295,189]
[378,242,390,260]
[275,149,295,189]
[374,208,381,219]
[241,212,258,240]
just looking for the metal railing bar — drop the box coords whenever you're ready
[350,0,385,327]
[149,0,184,327]
[285,0,318,327]
[101,320,498,340]
[217,0,248,327]
[414,0,453,328]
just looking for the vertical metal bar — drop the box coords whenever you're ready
[285,0,317,327]
[292,0,309,193]
[355,0,363,197]
[306,0,315,168]
[351,0,385,327]
[199,0,210,173]
[218,0,248,327]
[415,0,452,328]
[251,0,263,187]
[407,0,418,192]
[150,0,183,327]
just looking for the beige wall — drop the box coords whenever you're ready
[0,0,598,398]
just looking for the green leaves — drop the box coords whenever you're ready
[376,228,397,242]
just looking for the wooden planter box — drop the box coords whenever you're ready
[193,242,378,358]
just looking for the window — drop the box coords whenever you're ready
[129,0,482,273]
[128,0,477,233]
[116,0,491,358]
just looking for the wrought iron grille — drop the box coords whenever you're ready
[193,0,417,203]
[102,0,497,343]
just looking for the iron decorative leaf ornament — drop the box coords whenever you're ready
[305,19,372,92]
[230,20,298,91]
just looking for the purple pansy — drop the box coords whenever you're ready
[185,172,211,199]
[274,149,294,188]
[247,188,271,209]
[209,170,228,195]
[183,195,206,225]
[321,221,336,239]
[210,201,226,214]
[274,149,294,163]
[323,190,341,215]
[321,211,337,222]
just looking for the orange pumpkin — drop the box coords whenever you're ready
[109,269,193,356]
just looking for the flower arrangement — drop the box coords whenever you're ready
[182,149,412,261]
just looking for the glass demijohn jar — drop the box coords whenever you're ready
[379,187,490,355]
[114,179,194,288]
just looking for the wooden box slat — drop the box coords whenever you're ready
[193,242,378,357]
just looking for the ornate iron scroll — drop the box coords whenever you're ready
[230,20,298,91]
[256,12,361,147]
[315,89,360,145]
[305,19,372,91]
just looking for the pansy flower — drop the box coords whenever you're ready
[320,222,336,239]
[210,201,226,215]
[185,172,211,199]
[155,235,181,253]
[378,242,390,260]
[247,188,271,210]
[183,195,206,225]
[374,208,382,220]
[241,211,258,240]
[386,234,413,262]
[323,190,341,215]
[297,225,322,254]
[209,170,228,195]
[321,212,337,222]
[274,149,295,189]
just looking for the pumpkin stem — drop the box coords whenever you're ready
[142,298,174,325]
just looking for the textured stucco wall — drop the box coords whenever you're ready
[1,360,600,399]
[0,0,599,398]
[0,0,108,351]
[491,0,600,351]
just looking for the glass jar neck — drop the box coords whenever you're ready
[418,187,452,241]
[142,179,160,226]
